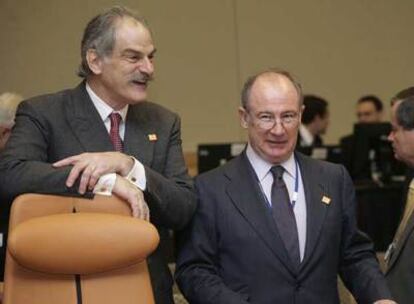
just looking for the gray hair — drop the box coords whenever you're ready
[391,86,414,106]
[0,92,23,127]
[241,68,303,109]
[78,6,149,78]
[396,97,414,131]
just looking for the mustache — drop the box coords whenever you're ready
[131,73,154,83]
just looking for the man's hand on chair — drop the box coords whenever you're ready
[53,152,134,193]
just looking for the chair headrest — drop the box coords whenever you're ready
[8,213,159,275]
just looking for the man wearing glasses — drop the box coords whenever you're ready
[175,68,395,304]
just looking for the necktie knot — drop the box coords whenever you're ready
[109,112,122,127]
[270,165,285,181]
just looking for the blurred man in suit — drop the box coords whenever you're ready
[356,95,384,124]
[385,87,414,304]
[175,68,394,304]
[340,95,384,175]
[298,94,329,148]
[0,6,196,304]
[0,92,23,151]
[0,92,23,301]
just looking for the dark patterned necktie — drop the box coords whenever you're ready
[109,112,123,152]
[270,165,300,266]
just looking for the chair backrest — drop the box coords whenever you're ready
[3,194,159,304]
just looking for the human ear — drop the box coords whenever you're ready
[238,107,248,128]
[86,49,103,75]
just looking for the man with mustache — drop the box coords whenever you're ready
[0,6,196,304]
[385,87,414,304]
[175,69,395,304]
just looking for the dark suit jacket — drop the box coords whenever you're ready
[0,82,196,304]
[175,152,391,304]
[386,170,414,304]
[339,134,354,175]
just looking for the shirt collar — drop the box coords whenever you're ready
[85,82,128,122]
[299,124,314,146]
[246,144,296,182]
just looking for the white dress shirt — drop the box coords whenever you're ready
[299,124,314,147]
[86,83,147,195]
[246,144,307,261]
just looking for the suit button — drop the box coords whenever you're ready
[131,177,137,182]
[295,283,301,291]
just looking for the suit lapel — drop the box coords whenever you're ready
[225,153,297,276]
[65,83,114,153]
[387,211,414,272]
[65,84,154,166]
[386,177,414,272]
[123,104,154,167]
[296,153,328,269]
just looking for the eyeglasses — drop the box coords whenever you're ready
[246,110,300,130]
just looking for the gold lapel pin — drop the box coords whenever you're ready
[321,195,331,205]
[148,134,157,141]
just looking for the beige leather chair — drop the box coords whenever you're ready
[2,194,159,304]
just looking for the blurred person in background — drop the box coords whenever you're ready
[340,95,384,175]
[298,94,329,148]
[0,92,22,303]
[0,93,23,150]
[356,95,384,123]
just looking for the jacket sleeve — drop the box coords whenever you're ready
[175,177,250,304]
[0,101,90,204]
[338,165,393,303]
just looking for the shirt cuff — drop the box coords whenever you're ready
[93,173,116,196]
[92,158,146,196]
[125,157,147,191]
